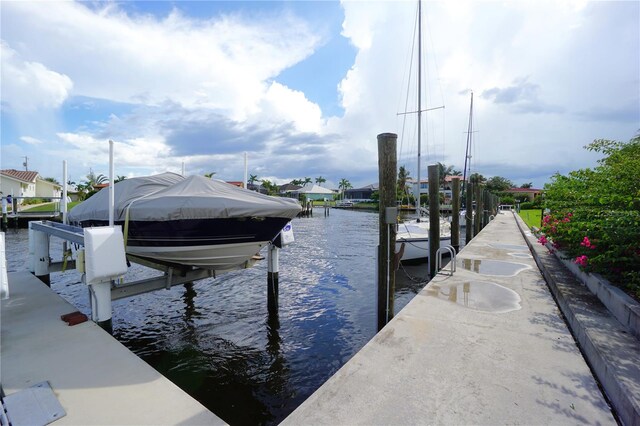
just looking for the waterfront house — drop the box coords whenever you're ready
[344,184,378,202]
[504,187,543,202]
[0,169,62,203]
[290,184,334,201]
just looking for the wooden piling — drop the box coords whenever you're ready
[428,164,440,278]
[377,133,397,331]
[465,182,473,243]
[474,182,482,236]
[267,243,279,315]
[451,177,461,252]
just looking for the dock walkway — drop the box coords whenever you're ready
[283,212,618,425]
[1,271,225,425]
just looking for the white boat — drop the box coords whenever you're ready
[397,219,452,261]
[396,0,451,262]
[68,172,301,270]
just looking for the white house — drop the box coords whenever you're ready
[0,169,62,202]
[290,184,335,201]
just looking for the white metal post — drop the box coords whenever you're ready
[33,229,50,286]
[89,281,112,331]
[62,160,68,224]
[109,140,115,227]
[267,244,279,314]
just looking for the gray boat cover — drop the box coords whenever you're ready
[69,173,302,222]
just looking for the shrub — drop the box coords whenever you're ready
[539,134,640,300]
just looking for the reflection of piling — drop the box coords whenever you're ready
[428,164,440,278]
[377,133,397,331]
[324,200,330,217]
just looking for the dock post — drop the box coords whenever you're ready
[33,228,51,286]
[89,281,113,332]
[474,182,482,237]
[267,243,279,314]
[377,133,397,331]
[1,196,7,232]
[465,182,473,243]
[428,164,440,278]
[451,177,461,252]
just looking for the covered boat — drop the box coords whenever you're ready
[69,173,302,269]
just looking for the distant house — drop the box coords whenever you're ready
[505,187,543,202]
[278,183,302,196]
[0,169,62,202]
[344,184,378,202]
[290,184,335,201]
[226,181,245,188]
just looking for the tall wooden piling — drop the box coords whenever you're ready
[465,182,473,243]
[474,182,482,236]
[267,244,279,314]
[428,164,440,278]
[451,177,461,252]
[377,133,397,331]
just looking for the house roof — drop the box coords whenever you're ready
[346,183,379,192]
[293,184,334,194]
[279,183,302,192]
[1,169,39,183]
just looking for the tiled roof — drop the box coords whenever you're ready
[1,169,39,183]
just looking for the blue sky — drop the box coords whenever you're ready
[1,1,638,190]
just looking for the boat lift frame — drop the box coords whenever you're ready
[29,220,264,331]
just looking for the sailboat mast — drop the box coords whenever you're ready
[462,91,474,195]
[415,0,422,210]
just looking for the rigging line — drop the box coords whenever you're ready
[397,1,420,170]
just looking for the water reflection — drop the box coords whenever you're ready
[426,281,521,313]
[459,258,531,276]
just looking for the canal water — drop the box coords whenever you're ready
[4,209,449,425]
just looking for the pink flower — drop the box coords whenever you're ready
[538,235,548,245]
[574,255,588,267]
[580,236,591,247]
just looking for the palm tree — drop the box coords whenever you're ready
[303,177,312,186]
[260,179,278,196]
[397,165,411,200]
[315,176,326,186]
[436,162,461,188]
[338,178,352,199]
[469,172,486,186]
[249,174,258,185]
[204,172,216,179]
[115,175,127,183]
[291,179,304,186]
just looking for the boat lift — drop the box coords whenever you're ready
[25,145,286,332]
[29,220,267,332]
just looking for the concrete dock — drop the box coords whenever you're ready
[283,212,618,425]
[1,271,226,425]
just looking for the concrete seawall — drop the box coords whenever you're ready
[283,212,617,424]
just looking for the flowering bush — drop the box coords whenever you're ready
[538,135,640,301]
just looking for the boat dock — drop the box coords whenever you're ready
[283,212,637,425]
[1,271,225,425]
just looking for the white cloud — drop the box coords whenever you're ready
[19,136,44,145]
[1,2,321,120]
[0,42,73,112]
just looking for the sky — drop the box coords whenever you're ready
[1,0,638,191]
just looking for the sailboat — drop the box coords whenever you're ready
[396,0,452,262]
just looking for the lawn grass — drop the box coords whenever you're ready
[518,209,542,229]
[21,201,81,212]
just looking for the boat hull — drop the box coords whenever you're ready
[79,217,291,269]
[397,236,452,261]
